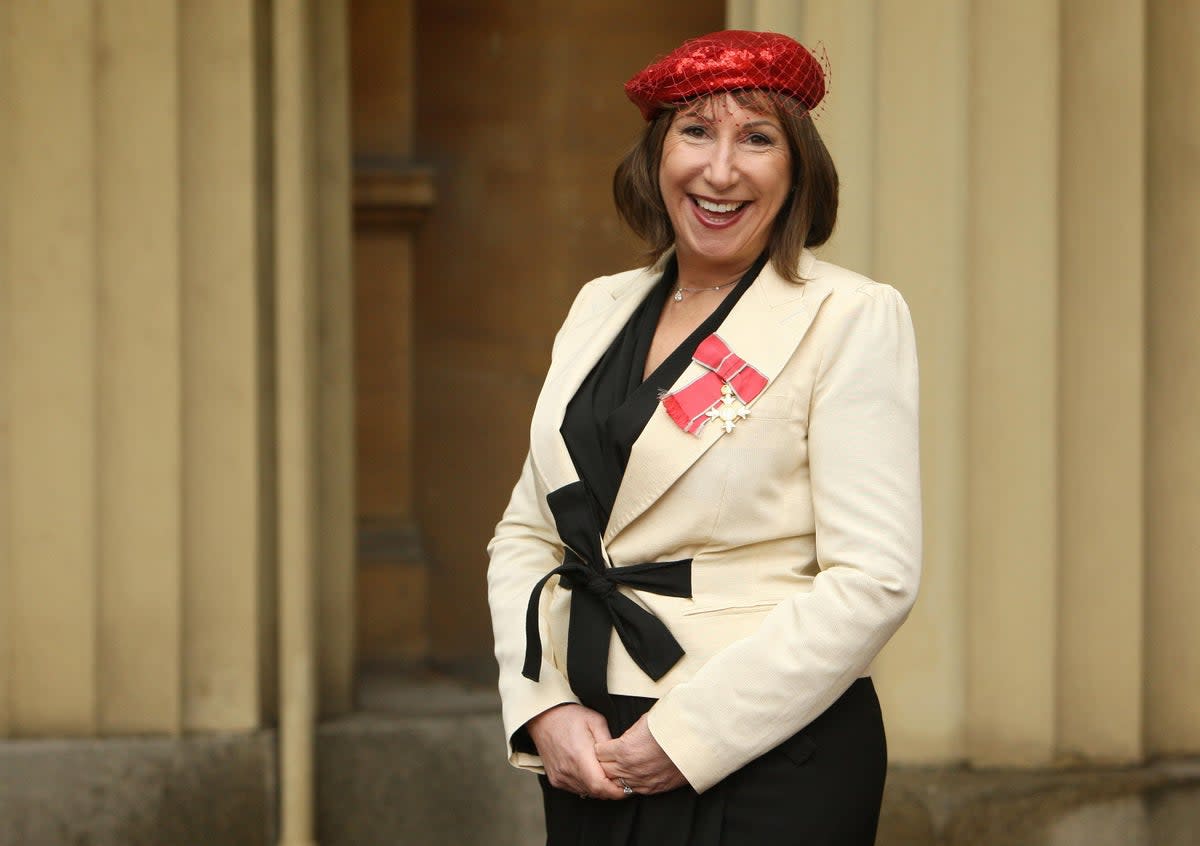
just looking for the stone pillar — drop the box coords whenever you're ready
[965,0,1060,766]
[275,0,355,839]
[0,0,354,742]
[5,0,101,737]
[0,0,9,738]
[179,0,273,733]
[1057,0,1145,763]
[95,0,185,736]
[1146,0,1200,756]
[869,0,969,764]
[275,0,319,835]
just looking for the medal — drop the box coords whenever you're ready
[704,383,751,433]
[662,334,767,436]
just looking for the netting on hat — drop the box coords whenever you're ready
[625,30,830,124]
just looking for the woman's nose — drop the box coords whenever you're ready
[704,140,738,189]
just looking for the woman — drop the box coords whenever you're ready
[487,30,921,845]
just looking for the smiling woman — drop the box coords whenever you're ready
[487,29,921,846]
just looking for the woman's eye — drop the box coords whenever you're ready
[745,132,774,146]
[681,125,708,139]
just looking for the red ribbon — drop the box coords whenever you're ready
[662,334,768,435]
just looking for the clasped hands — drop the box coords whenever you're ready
[527,703,688,800]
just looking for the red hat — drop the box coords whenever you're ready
[624,30,826,122]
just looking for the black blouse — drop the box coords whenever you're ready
[559,252,764,536]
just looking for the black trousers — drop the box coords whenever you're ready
[540,678,888,846]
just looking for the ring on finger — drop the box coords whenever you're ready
[618,777,634,796]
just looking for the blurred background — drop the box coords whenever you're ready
[1,1,1197,844]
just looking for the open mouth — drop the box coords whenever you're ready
[691,195,749,225]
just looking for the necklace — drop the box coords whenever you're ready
[671,278,741,302]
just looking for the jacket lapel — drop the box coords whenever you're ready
[529,263,663,493]
[603,252,832,544]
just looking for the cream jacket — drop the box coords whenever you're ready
[487,250,921,794]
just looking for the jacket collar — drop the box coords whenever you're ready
[527,260,663,496]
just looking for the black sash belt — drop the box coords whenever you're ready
[521,481,691,716]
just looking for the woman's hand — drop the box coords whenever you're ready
[595,715,688,795]
[527,704,629,800]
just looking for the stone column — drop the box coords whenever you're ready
[965,0,1060,766]
[179,0,273,733]
[0,0,9,738]
[95,0,185,737]
[1057,0,1145,763]
[870,0,969,764]
[5,0,101,737]
[1146,0,1200,756]
[0,0,354,743]
[275,0,321,840]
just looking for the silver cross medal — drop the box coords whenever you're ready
[705,383,751,433]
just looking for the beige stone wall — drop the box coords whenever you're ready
[0,0,354,739]
[1,0,1197,780]
[733,0,1199,766]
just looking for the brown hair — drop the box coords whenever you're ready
[612,91,838,282]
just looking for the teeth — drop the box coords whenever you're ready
[695,197,746,214]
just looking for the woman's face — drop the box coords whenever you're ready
[658,94,792,278]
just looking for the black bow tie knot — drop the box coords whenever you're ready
[548,557,619,600]
[582,570,618,600]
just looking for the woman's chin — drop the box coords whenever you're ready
[677,240,761,273]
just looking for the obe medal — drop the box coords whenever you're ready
[705,383,750,433]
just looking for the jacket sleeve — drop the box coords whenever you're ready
[645,282,922,793]
[487,452,578,772]
[486,279,602,773]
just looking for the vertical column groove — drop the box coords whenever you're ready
[315,0,355,718]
